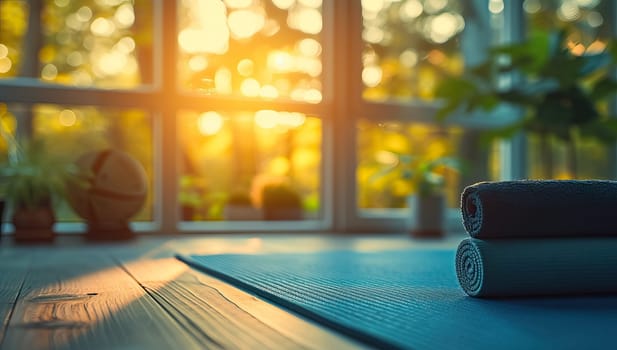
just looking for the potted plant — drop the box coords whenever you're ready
[178,175,206,221]
[261,183,303,221]
[435,29,617,178]
[0,126,81,242]
[223,190,262,221]
[403,156,461,237]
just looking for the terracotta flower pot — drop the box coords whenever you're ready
[12,203,56,243]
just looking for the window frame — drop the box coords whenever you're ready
[0,0,336,234]
[342,0,504,233]
[2,1,614,235]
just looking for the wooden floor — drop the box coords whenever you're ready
[0,234,459,350]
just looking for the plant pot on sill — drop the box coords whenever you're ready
[224,204,263,221]
[12,204,56,243]
[85,220,134,241]
[263,207,303,221]
[260,183,303,221]
[408,194,445,238]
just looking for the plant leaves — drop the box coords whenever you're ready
[590,77,617,101]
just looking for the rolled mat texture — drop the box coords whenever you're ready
[461,180,617,238]
[456,237,617,297]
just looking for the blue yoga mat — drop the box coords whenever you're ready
[177,249,617,350]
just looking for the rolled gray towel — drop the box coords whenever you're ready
[461,180,617,238]
[455,237,617,297]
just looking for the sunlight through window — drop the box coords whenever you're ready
[228,10,266,39]
[198,111,224,135]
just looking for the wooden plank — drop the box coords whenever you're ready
[0,247,32,346]
[122,256,367,350]
[0,249,31,303]
[1,248,206,350]
[0,303,14,348]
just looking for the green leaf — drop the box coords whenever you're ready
[435,100,464,122]
[590,77,617,101]
[491,29,551,74]
[435,77,481,120]
[497,89,536,106]
[541,53,585,86]
[579,118,617,143]
[468,60,494,80]
[479,122,524,145]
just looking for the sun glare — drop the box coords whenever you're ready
[224,0,253,8]
[97,51,128,76]
[272,0,295,10]
[362,65,383,87]
[255,110,279,129]
[297,38,321,57]
[227,10,265,39]
[189,56,208,72]
[115,4,135,28]
[91,17,116,37]
[198,111,224,135]
[268,51,294,72]
[362,0,386,13]
[180,0,229,54]
[241,78,261,97]
[215,68,233,94]
[260,85,279,99]
[288,8,322,34]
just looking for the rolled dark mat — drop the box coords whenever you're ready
[461,180,617,238]
[455,237,617,297]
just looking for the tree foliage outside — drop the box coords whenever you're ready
[0,0,324,222]
[361,0,466,101]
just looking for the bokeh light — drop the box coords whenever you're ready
[361,0,465,101]
[178,0,323,98]
[288,8,322,34]
[198,111,224,135]
[91,17,116,37]
[241,78,261,97]
[0,57,12,74]
[255,110,279,129]
[227,10,265,39]
[58,109,77,127]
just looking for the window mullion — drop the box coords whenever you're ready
[332,0,363,232]
[500,1,527,180]
[157,0,180,234]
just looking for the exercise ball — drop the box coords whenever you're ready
[67,149,148,238]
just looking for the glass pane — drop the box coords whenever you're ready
[525,0,611,45]
[525,0,613,179]
[0,0,154,88]
[177,0,323,102]
[361,0,466,101]
[527,134,613,179]
[356,120,499,210]
[178,110,322,221]
[0,103,154,222]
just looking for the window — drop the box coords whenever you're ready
[524,0,615,179]
[352,0,502,232]
[1,1,614,234]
